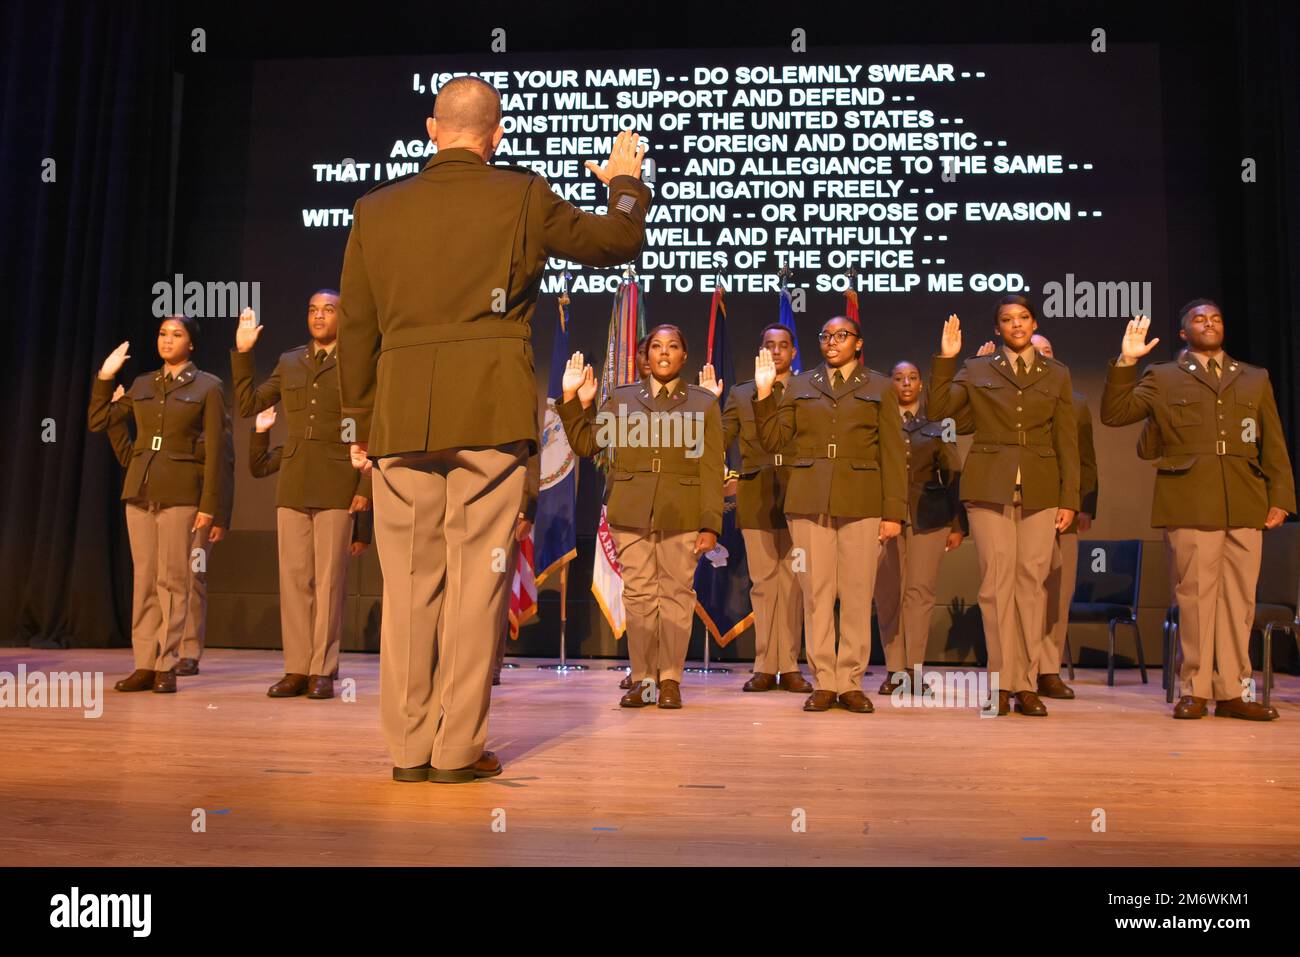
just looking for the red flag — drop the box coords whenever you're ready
[507,534,538,638]
[844,288,859,322]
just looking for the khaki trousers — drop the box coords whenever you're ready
[965,502,1057,693]
[876,524,949,675]
[609,527,698,684]
[277,507,353,677]
[1165,526,1261,701]
[124,501,197,672]
[374,443,527,771]
[741,526,803,675]
[179,526,213,660]
[787,514,881,694]
[1039,530,1079,675]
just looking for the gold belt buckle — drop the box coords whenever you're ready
[1215,440,1226,455]
[773,453,783,466]
[150,435,162,451]
[827,443,837,459]
[304,426,313,440]
[651,458,661,473]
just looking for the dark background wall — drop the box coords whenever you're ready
[2,0,1296,669]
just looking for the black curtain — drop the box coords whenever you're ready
[0,0,1295,650]
[0,0,177,647]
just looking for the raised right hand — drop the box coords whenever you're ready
[561,352,587,401]
[584,129,648,184]
[235,308,262,352]
[255,407,277,432]
[939,314,962,358]
[976,340,996,357]
[753,350,776,399]
[576,365,598,406]
[1118,314,1159,366]
[98,341,130,380]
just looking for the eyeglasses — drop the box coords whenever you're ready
[817,330,856,344]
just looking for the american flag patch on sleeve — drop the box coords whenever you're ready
[615,194,636,214]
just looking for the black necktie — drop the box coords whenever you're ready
[904,410,915,423]
[832,370,844,389]
[773,381,784,400]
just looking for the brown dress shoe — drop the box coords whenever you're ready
[115,669,156,692]
[329,668,339,680]
[777,671,813,693]
[1014,691,1047,716]
[1215,698,1279,721]
[803,690,837,712]
[151,669,177,693]
[620,679,656,708]
[743,672,777,692]
[838,690,874,713]
[1173,695,1208,719]
[174,657,200,676]
[267,674,309,698]
[392,763,431,783]
[657,679,683,709]
[430,750,503,784]
[993,690,1011,716]
[306,675,334,699]
[1037,674,1075,699]
[878,676,904,695]
[618,673,633,690]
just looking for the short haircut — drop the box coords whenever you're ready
[647,323,688,353]
[310,288,339,300]
[822,315,860,336]
[433,76,502,138]
[759,323,795,344]
[891,360,919,375]
[1178,298,1220,328]
[993,294,1037,323]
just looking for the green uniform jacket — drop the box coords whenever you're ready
[88,364,230,515]
[337,148,652,458]
[247,429,375,544]
[928,352,1081,512]
[1067,392,1099,534]
[105,411,235,528]
[1100,354,1296,528]
[231,345,371,509]
[721,379,793,530]
[558,382,724,535]
[752,363,908,521]
[902,413,968,533]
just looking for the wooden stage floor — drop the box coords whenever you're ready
[3,647,1299,866]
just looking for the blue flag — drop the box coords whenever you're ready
[693,286,755,646]
[534,291,578,585]
[779,284,803,374]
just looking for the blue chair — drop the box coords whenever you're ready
[1068,539,1147,686]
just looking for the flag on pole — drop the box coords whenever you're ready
[507,533,538,637]
[844,286,860,322]
[591,269,647,638]
[778,283,804,374]
[534,287,579,586]
[693,284,755,646]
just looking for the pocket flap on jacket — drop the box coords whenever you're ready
[849,459,880,470]
[1155,455,1196,473]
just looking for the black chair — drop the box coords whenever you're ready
[1257,523,1300,708]
[1068,539,1147,686]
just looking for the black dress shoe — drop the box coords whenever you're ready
[1014,691,1048,716]
[174,658,200,676]
[393,763,431,783]
[115,669,155,692]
